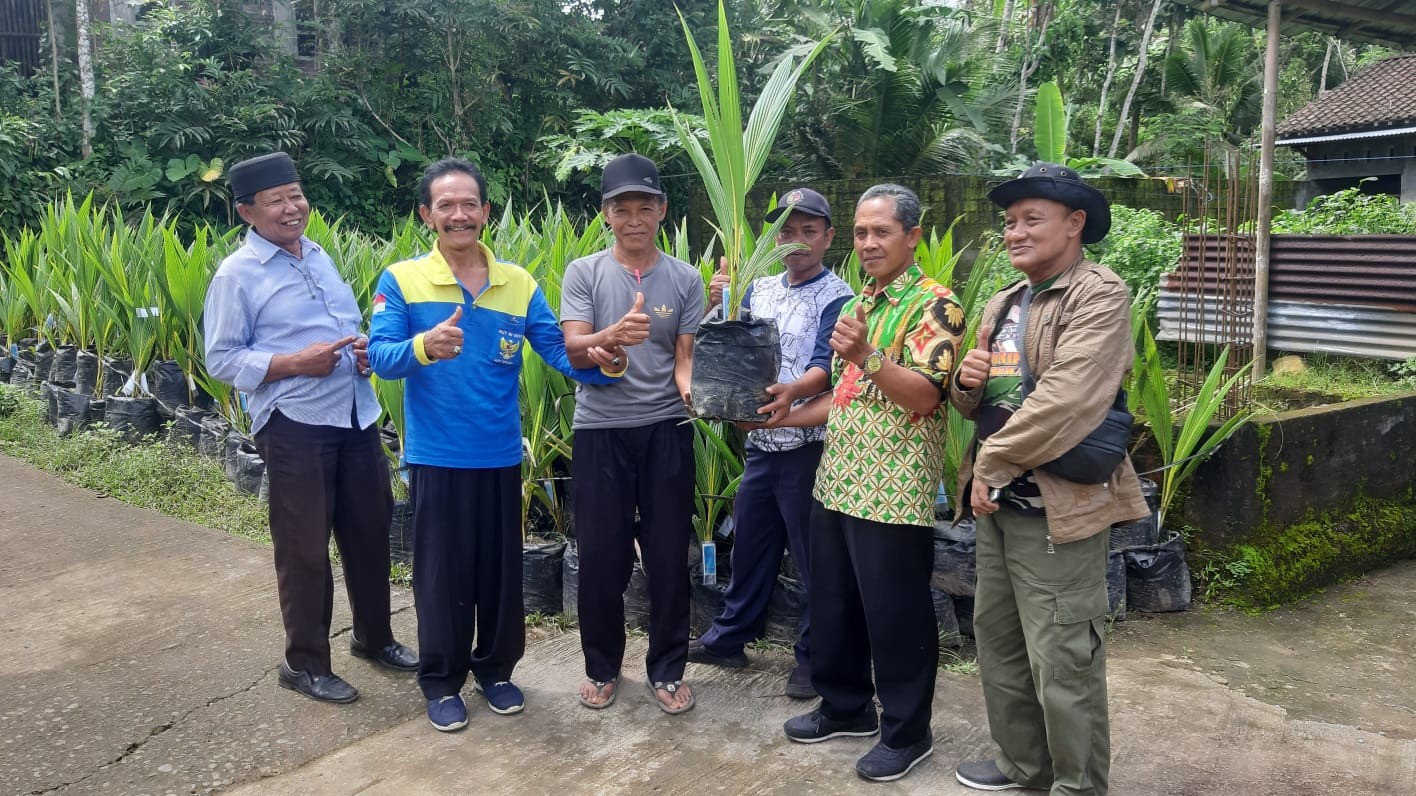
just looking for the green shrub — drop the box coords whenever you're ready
[1272,185,1416,235]
[1090,204,1183,300]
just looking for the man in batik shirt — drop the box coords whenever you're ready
[775,183,965,784]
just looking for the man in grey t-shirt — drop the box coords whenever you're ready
[561,153,703,714]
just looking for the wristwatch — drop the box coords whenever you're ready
[862,349,885,376]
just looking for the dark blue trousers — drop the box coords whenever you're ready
[410,464,525,700]
[698,442,822,665]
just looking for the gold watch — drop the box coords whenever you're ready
[862,349,885,375]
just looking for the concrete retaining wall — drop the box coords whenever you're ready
[1178,392,1416,605]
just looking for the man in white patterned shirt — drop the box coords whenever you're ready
[689,188,852,699]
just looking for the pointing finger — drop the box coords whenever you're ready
[330,335,358,351]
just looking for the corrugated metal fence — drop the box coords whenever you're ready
[0,0,44,76]
[1159,234,1416,360]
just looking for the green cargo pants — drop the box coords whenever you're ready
[974,506,1110,796]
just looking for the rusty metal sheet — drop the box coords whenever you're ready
[1166,235,1416,324]
[1158,295,1416,361]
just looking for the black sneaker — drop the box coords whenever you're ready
[856,733,933,783]
[955,759,1027,791]
[782,708,879,744]
[687,638,748,669]
[784,663,816,699]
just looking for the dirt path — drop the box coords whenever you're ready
[2,454,1412,794]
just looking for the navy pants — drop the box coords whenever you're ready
[698,442,822,665]
[809,501,938,748]
[573,419,695,685]
[255,411,394,676]
[410,464,524,699]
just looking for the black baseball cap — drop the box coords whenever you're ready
[601,153,664,200]
[765,187,831,226]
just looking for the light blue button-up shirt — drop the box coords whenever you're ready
[203,229,380,435]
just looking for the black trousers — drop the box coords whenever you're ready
[255,411,394,675]
[573,419,695,685]
[410,464,524,699]
[809,500,937,748]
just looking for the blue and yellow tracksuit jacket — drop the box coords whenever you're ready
[368,241,616,469]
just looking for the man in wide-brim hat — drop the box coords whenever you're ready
[204,152,418,706]
[950,162,1148,794]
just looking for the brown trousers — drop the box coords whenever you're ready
[255,411,394,675]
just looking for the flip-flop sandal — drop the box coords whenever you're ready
[648,680,695,715]
[578,676,619,709]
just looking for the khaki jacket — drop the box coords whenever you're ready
[951,259,1148,543]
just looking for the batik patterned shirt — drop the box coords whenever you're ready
[814,264,966,526]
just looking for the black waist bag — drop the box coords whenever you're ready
[1015,283,1132,485]
[1022,381,1131,484]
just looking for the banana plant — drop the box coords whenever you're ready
[1026,80,1144,177]
[672,1,832,320]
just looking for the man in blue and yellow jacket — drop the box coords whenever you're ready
[369,158,635,733]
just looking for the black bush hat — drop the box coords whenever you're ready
[765,187,832,226]
[601,153,664,200]
[988,161,1111,244]
[229,152,300,202]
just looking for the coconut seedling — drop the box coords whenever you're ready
[671,1,833,321]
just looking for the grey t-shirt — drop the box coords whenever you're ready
[561,249,705,429]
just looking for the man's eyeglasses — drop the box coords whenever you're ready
[289,263,320,300]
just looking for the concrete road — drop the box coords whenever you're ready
[2,454,1413,794]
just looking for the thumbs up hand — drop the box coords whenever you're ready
[426,305,466,361]
[829,301,874,368]
[609,291,651,348]
[708,257,730,309]
[956,323,993,389]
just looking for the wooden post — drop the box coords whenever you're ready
[1252,0,1281,379]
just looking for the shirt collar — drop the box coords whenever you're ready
[421,240,508,288]
[863,263,923,307]
[781,266,831,289]
[245,229,320,265]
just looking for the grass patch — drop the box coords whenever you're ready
[1255,354,1416,408]
[0,386,270,543]
[941,643,978,676]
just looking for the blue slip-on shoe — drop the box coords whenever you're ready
[477,680,525,715]
[427,694,468,732]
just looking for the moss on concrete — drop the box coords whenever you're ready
[1220,491,1416,610]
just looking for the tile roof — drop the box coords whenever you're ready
[1276,54,1416,138]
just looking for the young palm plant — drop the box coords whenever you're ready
[672,1,832,320]
[1134,322,1254,527]
[692,418,744,545]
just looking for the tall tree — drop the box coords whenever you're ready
[1108,0,1163,159]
